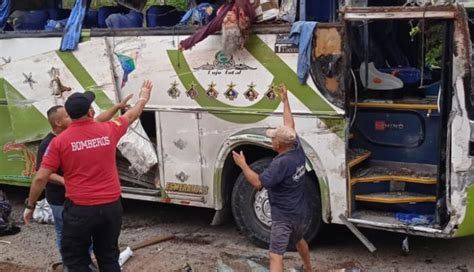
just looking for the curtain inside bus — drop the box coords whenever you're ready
[60,0,87,51]
[0,0,11,30]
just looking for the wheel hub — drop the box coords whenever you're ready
[253,188,272,227]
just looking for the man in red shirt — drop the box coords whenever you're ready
[24,80,153,272]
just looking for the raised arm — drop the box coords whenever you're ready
[94,94,133,123]
[278,83,295,130]
[122,80,153,125]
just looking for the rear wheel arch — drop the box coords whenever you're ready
[213,131,331,224]
[230,157,323,248]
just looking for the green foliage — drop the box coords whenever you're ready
[424,23,444,69]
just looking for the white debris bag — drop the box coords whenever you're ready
[118,246,133,267]
[33,199,53,224]
[277,0,296,23]
[117,119,158,175]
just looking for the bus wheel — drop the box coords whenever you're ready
[231,157,323,249]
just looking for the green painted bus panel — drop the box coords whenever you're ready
[56,51,115,110]
[0,104,35,185]
[0,105,14,144]
[454,185,474,237]
[320,118,345,139]
[0,78,5,100]
[0,177,31,187]
[168,35,337,119]
[245,35,335,114]
[4,80,50,143]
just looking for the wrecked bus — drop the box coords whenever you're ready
[1,0,474,249]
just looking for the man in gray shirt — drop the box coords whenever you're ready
[233,83,313,272]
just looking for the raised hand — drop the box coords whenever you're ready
[278,83,288,103]
[139,80,153,103]
[232,150,248,169]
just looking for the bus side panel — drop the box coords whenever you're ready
[448,7,474,237]
[0,37,65,186]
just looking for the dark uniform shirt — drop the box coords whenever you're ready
[36,132,66,206]
[259,137,306,223]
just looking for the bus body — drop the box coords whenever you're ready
[1,1,474,247]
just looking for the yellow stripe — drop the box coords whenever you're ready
[351,176,437,185]
[350,102,438,110]
[355,195,436,204]
[348,151,371,168]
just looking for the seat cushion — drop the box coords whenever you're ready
[105,10,143,28]
[13,10,50,30]
[98,6,130,28]
[147,5,184,27]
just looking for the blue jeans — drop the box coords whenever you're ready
[105,11,143,28]
[50,204,64,255]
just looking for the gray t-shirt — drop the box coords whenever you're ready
[259,136,306,223]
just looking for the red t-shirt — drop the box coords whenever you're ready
[41,116,129,206]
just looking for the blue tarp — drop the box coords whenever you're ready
[0,0,11,31]
[60,0,87,51]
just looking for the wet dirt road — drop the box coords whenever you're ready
[0,185,473,272]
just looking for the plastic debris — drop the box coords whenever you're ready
[33,199,53,224]
[118,246,133,267]
[401,236,409,256]
[117,119,158,176]
[395,213,434,225]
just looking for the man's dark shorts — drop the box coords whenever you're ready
[270,221,304,255]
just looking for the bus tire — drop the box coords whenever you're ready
[231,157,322,249]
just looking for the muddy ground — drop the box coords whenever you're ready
[0,185,473,272]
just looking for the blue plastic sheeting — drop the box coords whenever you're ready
[60,0,87,51]
[179,3,216,26]
[396,213,434,225]
[0,0,11,30]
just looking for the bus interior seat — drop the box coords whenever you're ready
[12,10,50,30]
[98,5,134,28]
[83,10,99,29]
[105,10,143,28]
[350,20,426,89]
[48,8,71,21]
[147,5,184,27]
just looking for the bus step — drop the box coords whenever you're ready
[348,148,371,168]
[122,186,161,196]
[355,192,436,204]
[351,161,437,185]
